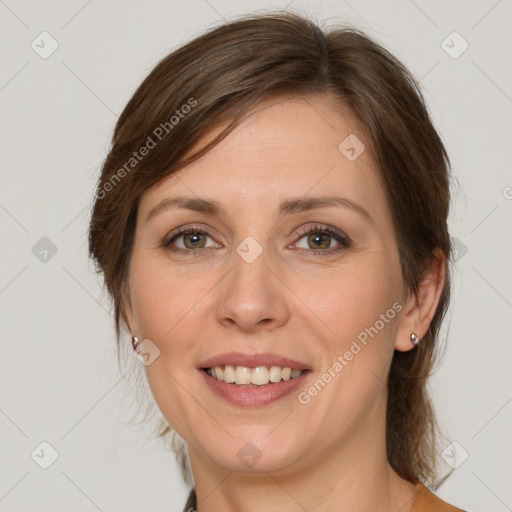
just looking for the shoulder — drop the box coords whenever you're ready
[412,482,467,512]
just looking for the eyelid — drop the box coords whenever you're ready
[293,223,351,245]
[162,222,351,253]
[287,225,351,257]
[162,223,221,248]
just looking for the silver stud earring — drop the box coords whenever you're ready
[132,336,141,351]
[410,333,419,346]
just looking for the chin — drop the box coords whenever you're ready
[204,429,305,473]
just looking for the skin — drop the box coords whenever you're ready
[124,95,446,512]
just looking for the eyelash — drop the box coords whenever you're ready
[293,224,351,255]
[162,223,352,257]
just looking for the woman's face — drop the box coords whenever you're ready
[125,95,413,475]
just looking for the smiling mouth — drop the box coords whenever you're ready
[203,365,308,386]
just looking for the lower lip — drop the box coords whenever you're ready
[199,369,310,407]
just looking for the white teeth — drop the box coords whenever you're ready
[223,365,236,383]
[269,366,282,383]
[206,365,305,386]
[251,366,269,385]
[235,366,252,385]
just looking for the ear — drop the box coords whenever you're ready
[395,248,447,352]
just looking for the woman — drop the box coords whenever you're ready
[88,11,466,512]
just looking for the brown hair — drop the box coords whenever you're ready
[89,10,452,487]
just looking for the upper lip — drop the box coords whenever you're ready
[198,352,312,371]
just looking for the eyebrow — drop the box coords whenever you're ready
[146,195,374,225]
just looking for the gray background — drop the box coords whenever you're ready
[1,0,511,511]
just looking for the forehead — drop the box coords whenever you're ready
[138,95,385,220]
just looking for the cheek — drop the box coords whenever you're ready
[129,255,215,343]
[298,261,400,334]
[128,260,216,434]
[293,270,401,420]
[291,258,402,385]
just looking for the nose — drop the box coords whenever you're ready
[216,245,291,333]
